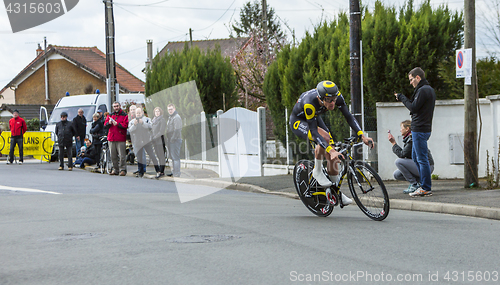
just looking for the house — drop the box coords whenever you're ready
[157,37,250,59]
[0,45,145,105]
[0,104,55,122]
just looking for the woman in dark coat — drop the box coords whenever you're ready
[151,106,167,178]
[90,113,105,165]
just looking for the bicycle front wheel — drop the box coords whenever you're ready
[348,161,389,221]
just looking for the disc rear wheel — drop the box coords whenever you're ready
[293,160,334,217]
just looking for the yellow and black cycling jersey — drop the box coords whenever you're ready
[289,88,363,152]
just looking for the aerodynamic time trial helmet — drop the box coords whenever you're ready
[316,80,340,100]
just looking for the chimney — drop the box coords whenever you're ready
[146,40,153,70]
[36,43,43,56]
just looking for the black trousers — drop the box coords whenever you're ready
[9,136,23,163]
[59,143,73,168]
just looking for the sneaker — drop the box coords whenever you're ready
[119,171,126,176]
[58,167,64,170]
[403,183,420,194]
[312,171,333,187]
[133,170,140,175]
[341,193,353,205]
[109,171,119,176]
[136,172,144,178]
[409,187,432,197]
[6,161,11,165]
[18,161,23,165]
[155,172,164,179]
[68,167,72,171]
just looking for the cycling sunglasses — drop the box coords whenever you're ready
[324,96,337,103]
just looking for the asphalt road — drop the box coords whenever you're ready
[1,162,500,285]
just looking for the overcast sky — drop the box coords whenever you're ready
[0,0,497,92]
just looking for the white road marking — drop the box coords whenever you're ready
[0,185,61,195]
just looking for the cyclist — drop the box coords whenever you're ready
[290,80,374,205]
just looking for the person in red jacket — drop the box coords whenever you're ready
[7,110,27,164]
[104,102,129,176]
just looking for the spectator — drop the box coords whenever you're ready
[90,113,105,166]
[166,103,182,177]
[152,106,167,178]
[388,120,435,194]
[74,139,99,169]
[55,112,76,171]
[97,109,105,125]
[104,102,129,176]
[395,67,436,197]
[73,108,87,156]
[7,109,27,165]
[129,107,159,177]
[128,104,145,175]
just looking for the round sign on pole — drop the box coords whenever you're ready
[457,51,464,68]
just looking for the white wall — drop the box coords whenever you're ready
[0,88,15,104]
[376,99,493,180]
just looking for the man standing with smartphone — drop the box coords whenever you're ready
[395,67,436,197]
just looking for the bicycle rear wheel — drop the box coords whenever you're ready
[293,160,334,217]
[348,161,389,221]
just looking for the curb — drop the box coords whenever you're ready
[390,199,500,220]
[83,167,500,221]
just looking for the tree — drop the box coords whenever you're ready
[145,44,238,114]
[478,0,500,56]
[478,57,500,97]
[264,0,463,153]
[232,0,284,39]
[230,1,288,110]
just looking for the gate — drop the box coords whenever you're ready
[218,107,265,178]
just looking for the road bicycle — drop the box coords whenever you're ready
[99,136,113,174]
[293,136,389,221]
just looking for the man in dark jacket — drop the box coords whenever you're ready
[73,108,87,156]
[7,109,27,164]
[395,67,436,197]
[55,112,76,170]
[75,139,99,168]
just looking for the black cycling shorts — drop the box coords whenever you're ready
[289,114,313,142]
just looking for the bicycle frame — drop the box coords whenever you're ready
[309,136,371,207]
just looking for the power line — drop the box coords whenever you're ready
[114,5,184,33]
[195,0,236,32]
[117,33,187,56]
[113,0,172,6]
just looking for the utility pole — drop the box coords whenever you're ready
[262,0,268,61]
[350,0,362,161]
[189,28,193,48]
[44,36,50,104]
[262,0,267,35]
[464,0,478,187]
[104,0,117,107]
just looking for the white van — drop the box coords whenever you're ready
[40,93,145,160]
